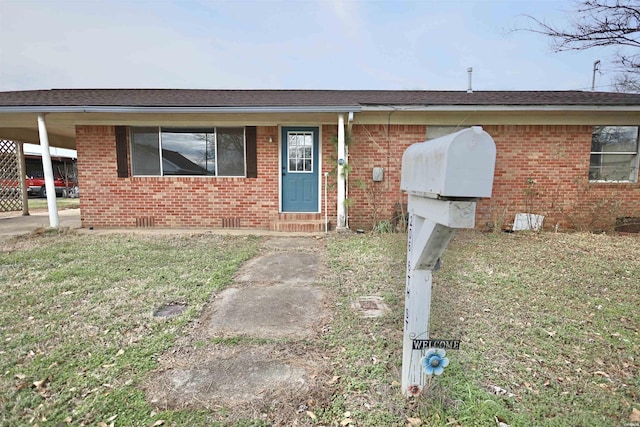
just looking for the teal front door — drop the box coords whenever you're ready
[281,127,319,212]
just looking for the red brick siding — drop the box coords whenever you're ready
[76,123,640,231]
[347,124,426,230]
[477,125,640,230]
[321,125,338,224]
[77,125,282,228]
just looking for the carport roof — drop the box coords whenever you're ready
[2,89,640,150]
[1,88,640,109]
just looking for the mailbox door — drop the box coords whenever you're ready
[281,127,319,212]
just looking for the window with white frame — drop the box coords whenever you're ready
[589,126,640,182]
[130,127,246,177]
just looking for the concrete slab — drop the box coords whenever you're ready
[145,345,322,409]
[262,236,324,251]
[235,252,323,285]
[200,283,327,339]
[143,236,335,419]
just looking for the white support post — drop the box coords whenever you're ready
[399,126,496,397]
[401,200,476,395]
[402,210,434,391]
[337,114,346,229]
[37,113,59,228]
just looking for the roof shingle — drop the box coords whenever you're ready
[1,89,640,108]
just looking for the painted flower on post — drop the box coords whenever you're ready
[421,348,449,376]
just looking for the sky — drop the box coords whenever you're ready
[0,0,629,92]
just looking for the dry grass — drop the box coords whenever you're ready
[324,230,639,426]
[0,229,638,426]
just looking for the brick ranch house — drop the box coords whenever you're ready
[0,89,639,232]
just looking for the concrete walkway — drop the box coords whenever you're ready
[0,208,325,241]
[0,208,81,241]
[144,236,333,419]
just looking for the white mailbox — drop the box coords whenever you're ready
[401,126,496,199]
[400,126,496,397]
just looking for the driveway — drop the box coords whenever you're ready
[0,208,81,241]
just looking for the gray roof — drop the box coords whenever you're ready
[1,89,640,108]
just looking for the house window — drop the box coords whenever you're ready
[130,127,246,177]
[589,126,640,182]
[426,126,458,140]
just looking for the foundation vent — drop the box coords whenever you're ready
[135,216,155,227]
[221,217,241,228]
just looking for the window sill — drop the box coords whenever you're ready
[589,180,638,185]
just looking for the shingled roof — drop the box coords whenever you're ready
[1,89,640,109]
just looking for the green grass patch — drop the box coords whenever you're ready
[28,197,80,211]
[0,233,261,426]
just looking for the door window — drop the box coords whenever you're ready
[287,131,314,173]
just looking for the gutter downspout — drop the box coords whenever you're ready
[345,112,354,229]
[37,114,59,228]
[337,114,346,230]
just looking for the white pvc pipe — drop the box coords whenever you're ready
[337,114,346,229]
[324,172,328,233]
[37,113,59,228]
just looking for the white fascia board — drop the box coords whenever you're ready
[0,106,363,114]
[23,143,77,158]
[361,105,640,112]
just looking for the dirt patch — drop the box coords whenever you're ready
[351,296,390,318]
[144,344,333,421]
[198,283,328,339]
[153,302,188,318]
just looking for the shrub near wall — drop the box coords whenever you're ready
[478,125,640,231]
[347,124,426,231]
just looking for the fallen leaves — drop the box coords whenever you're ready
[326,375,341,385]
[97,414,118,427]
[31,376,51,397]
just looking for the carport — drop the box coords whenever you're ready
[0,107,76,228]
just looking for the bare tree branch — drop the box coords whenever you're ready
[522,0,640,91]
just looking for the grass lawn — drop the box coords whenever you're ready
[0,230,638,426]
[27,197,80,211]
[325,231,639,426]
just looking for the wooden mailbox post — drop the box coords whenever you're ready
[400,126,496,396]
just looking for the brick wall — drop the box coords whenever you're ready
[321,125,338,224]
[76,123,640,231]
[476,125,640,231]
[347,124,640,232]
[346,124,426,230]
[77,125,282,229]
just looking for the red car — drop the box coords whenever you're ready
[26,174,78,198]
